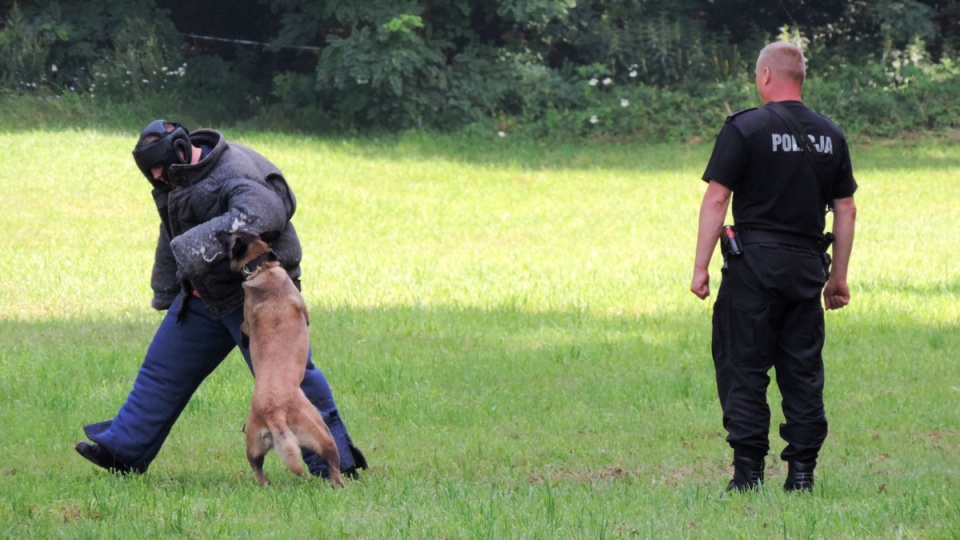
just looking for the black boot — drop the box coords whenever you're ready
[75,441,135,475]
[784,461,815,492]
[726,455,764,492]
[343,444,368,479]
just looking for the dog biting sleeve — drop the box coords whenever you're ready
[169,179,290,282]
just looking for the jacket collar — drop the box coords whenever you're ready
[166,129,225,190]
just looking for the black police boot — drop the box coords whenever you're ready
[343,443,368,479]
[726,455,764,492]
[305,443,369,480]
[75,441,135,475]
[784,461,816,492]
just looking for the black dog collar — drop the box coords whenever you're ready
[241,251,279,278]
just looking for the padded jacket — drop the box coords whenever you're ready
[148,129,302,318]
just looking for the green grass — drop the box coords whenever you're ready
[1,127,958,538]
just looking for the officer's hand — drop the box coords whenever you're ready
[823,278,850,310]
[691,268,710,300]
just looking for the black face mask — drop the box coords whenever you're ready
[132,120,191,182]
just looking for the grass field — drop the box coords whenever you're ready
[1,127,958,538]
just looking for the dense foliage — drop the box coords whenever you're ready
[2,0,959,138]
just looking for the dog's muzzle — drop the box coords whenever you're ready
[242,251,279,278]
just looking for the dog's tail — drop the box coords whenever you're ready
[266,414,304,476]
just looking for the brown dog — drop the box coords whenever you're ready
[229,232,343,487]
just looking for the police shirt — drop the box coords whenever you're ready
[702,101,857,241]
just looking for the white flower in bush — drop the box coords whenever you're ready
[620,99,629,107]
[51,65,58,73]
[629,70,638,78]
[589,115,599,124]
[589,78,599,86]
[602,77,612,85]
[497,131,506,138]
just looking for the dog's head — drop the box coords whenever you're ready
[229,232,276,274]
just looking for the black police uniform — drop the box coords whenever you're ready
[702,101,857,464]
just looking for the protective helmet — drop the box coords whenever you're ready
[132,119,191,182]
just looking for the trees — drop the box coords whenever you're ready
[1,0,956,134]
[0,1,179,92]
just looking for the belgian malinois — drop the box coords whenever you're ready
[229,232,343,487]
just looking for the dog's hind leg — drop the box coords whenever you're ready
[247,451,268,486]
[245,414,271,485]
[293,407,344,488]
[266,413,306,477]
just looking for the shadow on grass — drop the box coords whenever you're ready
[1,303,957,484]
[0,304,713,418]
[275,132,709,173]
[0,112,706,174]
[302,131,960,172]
[6,106,960,173]
[1,305,709,481]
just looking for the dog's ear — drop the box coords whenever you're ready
[230,234,249,262]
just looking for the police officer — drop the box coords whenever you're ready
[76,120,367,479]
[690,42,857,492]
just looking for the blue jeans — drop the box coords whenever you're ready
[84,295,358,475]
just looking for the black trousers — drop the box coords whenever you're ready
[712,242,828,463]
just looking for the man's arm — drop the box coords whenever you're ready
[169,179,290,283]
[150,224,180,310]
[823,195,856,310]
[691,180,732,300]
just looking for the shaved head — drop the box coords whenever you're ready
[757,42,806,83]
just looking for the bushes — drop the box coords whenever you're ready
[0,1,258,127]
[804,53,960,138]
[486,62,754,141]
[3,0,960,139]
[6,62,960,142]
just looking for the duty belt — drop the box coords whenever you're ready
[737,229,821,251]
